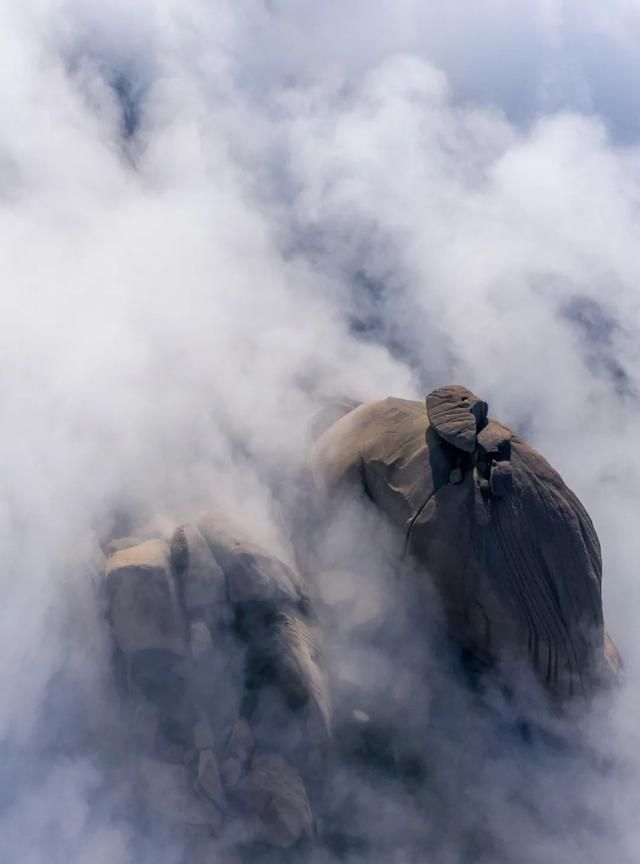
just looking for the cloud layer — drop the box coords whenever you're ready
[3,1,640,861]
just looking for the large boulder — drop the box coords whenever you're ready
[193,511,330,739]
[311,387,620,700]
[170,523,227,611]
[137,757,223,832]
[196,511,304,607]
[105,539,187,657]
[102,511,329,858]
[234,751,314,848]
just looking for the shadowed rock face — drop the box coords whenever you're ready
[310,386,622,701]
[102,512,327,858]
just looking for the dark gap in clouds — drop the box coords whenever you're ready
[561,295,636,398]
[564,31,640,145]
[348,269,386,338]
[347,268,425,374]
[109,72,143,141]
[279,221,441,384]
[63,45,148,147]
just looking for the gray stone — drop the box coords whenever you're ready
[105,540,187,656]
[489,460,513,498]
[267,610,330,734]
[309,397,362,443]
[190,620,213,660]
[449,467,463,485]
[220,717,254,789]
[311,397,451,528]
[477,421,511,460]
[426,385,488,453]
[197,511,303,606]
[171,524,227,610]
[225,717,254,764]
[197,749,225,808]
[133,700,158,748]
[137,757,222,832]
[311,389,616,701]
[236,752,313,848]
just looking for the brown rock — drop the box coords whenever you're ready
[311,397,451,526]
[236,752,313,848]
[105,535,143,555]
[311,390,613,701]
[426,385,488,452]
[269,610,330,733]
[197,512,302,606]
[477,420,512,460]
[221,718,255,789]
[105,540,187,657]
[171,524,227,611]
[309,397,362,443]
[489,460,513,498]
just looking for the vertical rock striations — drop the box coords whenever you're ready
[310,386,622,701]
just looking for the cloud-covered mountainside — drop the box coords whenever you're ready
[2,1,640,861]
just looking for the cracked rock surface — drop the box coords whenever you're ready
[310,386,622,701]
[102,511,327,859]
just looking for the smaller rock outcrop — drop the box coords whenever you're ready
[101,511,330,859]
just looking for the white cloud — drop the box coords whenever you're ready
[3,0,640,860]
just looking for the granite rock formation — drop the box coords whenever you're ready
[97,385,623,859]
[310,385,622,701]
[102,511,327,859]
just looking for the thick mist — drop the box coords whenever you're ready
[2,1,640,862]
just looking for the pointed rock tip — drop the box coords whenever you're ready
[425,385,488,452]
